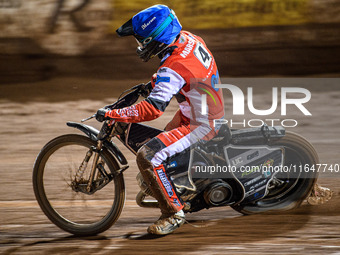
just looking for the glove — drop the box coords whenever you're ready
[139,81,153,98]
[96,108,109,122]
[131,82,152,98]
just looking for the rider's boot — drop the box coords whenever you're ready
[307,183,333,205]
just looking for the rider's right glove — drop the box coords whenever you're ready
[95,108,110,122]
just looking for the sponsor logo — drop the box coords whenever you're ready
[169,161,178,168]
[244,175,262,186]
[173,198,182,207]
[249,178,268,191]
[247,150,259,161]
[156,169,174,197]
[158,67,168,73]
[180,36,195,58]
[263,159,274,168]
[116,105,139,117]
[178,36,186,44]
[155,75,170,84]
[241,159,275,178]
[241,165,261,178]
[141,16,156,30]
[254,192,261,199]
[231,156,243,166]
[262,159,274,177]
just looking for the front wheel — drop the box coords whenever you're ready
[231,131,318,215]
[33,134,125,236]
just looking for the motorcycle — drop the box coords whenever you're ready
[32,85,319,236]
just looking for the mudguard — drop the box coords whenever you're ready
[66,122,128,165]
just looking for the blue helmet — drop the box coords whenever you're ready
[116,5,182,61]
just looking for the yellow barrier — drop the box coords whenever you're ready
[111,0,309,30]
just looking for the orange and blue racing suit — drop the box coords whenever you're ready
[105,31,225,213]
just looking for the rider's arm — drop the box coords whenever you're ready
[104,67,186,123]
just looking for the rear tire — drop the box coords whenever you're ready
[33,134,125,236]
[231,131,318,215]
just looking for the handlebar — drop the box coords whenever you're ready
[81,83,145,123]
[81,114,96,123]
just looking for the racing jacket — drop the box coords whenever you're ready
[105,31,224,127]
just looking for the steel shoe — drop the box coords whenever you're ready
[147,210,185,235]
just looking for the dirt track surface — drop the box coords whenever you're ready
[0,77,340,254]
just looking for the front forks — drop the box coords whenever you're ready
[87,140,103,192]
[72,121,129,194]
[72,140,112,195]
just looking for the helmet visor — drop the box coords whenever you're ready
[116,19,134,37]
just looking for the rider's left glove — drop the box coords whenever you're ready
[139,81,153,98]
[96,108,110,122]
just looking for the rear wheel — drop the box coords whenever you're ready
[33,134,125,236]
[231,131,318,214]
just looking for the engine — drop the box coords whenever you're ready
[203,181,233,206]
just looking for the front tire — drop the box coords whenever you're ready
[33,134,125,236]
[231,131,318,215]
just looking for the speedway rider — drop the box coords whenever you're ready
[96,4,224,235]
[96,4,332,235]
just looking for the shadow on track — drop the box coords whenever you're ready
[3,197,338,255]
[113,199,339,254]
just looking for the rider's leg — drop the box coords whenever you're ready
[136,141,184,215]
[136,124,194,235]
[136,142,185,235]
[136,119,218,235]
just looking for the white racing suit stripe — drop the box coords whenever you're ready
[150,124,212,167]
[149,67,186,103]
